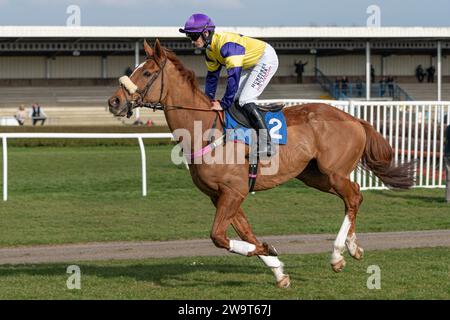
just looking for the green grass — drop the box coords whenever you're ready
[0,247,448,299]
[0,145,449,246]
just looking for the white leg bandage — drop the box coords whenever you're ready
[258,255,282,268]
[346,233,358,256]
[258,256,285,282]
[229,240,256,256]
[331,215,351,264]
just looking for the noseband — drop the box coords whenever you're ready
[120,57,167,118]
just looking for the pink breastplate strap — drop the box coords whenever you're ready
[184,134,226,161]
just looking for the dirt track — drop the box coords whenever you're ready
[0,229,449,265]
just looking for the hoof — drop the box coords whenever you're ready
[331,258,346,273]
[263,242,278,256]
[276,275,291,289]
[351,247,364,260]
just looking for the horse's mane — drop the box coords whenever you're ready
[164,48,209,101]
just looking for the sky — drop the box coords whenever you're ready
[0,0,450,27]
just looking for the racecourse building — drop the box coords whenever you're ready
[0,27,449,79]
[0,26,450,105]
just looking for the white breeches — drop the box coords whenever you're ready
[236,44,279,106]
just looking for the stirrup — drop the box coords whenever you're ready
[258,146,273,158]
[257,140,273,158]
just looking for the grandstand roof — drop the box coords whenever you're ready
[1,26,450,39]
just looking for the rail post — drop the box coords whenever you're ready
[2,136,7,202]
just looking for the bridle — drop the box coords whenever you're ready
[119,57,167,118]
[118,54,224,144]
[119,56,222,119]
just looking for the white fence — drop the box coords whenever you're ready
[0,133,173,201]
[1,100,449,200]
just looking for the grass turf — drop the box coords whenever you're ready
[0,145,449,246]
[0,247,448,299]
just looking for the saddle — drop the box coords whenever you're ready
[224,101,286,193]
[227,101,285,128]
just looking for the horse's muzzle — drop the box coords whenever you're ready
[108,96,125,116]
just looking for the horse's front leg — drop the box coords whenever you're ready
[232,208,290,288]
[231,208,277,256]
[209,186,246,252]
[210,191,273,256]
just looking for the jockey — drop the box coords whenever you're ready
[179,13,279,157]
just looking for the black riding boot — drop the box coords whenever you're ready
[242,103,273,157]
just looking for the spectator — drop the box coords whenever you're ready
[341,77,349,96]
[124,66,133,77]
[294,60,308,84]
[426,65,435,83]
[415,64,425,82]
[387,76,395,97]
[356,78,363,97]
[334,77,341,98]
[29,102,47,126]
[379,77,386,97]
[14,104,27,126]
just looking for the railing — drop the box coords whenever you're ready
[394,85,414,101]
[2,101,449,196]
[0,133,173,201]
[314,68,414,101]
[315,68,336,98]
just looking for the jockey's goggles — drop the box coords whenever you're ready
[186,32,202,41]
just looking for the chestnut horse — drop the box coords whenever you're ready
[108,40,414,288]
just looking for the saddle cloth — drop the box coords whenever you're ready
[224,102,287,145]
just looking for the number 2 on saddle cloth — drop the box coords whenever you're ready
[223,103,288,192]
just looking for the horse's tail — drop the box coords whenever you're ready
[358,119,415,189]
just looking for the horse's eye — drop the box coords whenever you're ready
[143,70,151,77]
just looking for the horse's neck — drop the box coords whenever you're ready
[163,74,219,149]
[164,89,214,133]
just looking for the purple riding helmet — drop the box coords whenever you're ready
[179,13,215,34]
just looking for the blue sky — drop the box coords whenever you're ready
[0,0,449,27]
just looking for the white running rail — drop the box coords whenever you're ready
[0,133,173,201]
[1,100,449,199]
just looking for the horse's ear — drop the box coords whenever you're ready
[154,38,166,63]
[143,39,153,58]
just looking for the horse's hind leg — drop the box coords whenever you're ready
[344,182,364,261]
[298,162,364,272]
[327,173,364,272]
[231,208,290,288]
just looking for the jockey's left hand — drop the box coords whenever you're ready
[211,100,223,111]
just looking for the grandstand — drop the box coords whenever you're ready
[399,83,450,101]
[0,26,449,126]
[0,83,328,126]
